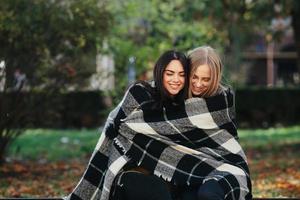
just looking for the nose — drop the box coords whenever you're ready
[173,74,180,82]
[195,80,203,87]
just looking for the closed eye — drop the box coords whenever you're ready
[166,72,174,76]
[192,75,199,80]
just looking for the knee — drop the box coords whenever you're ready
[120,172,173,200]
[196,180,225,200]
[197,190,219,200]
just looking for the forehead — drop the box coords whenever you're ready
[194,64,210,76]
[165,60,184,71]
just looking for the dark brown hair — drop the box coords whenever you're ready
[153,50,189,105]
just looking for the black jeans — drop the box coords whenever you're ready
[111,171,173,200]
[111,172,224,200]
[180,179,225,200]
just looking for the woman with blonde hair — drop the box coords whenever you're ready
[174,46,252,200]
[188,46,223,98]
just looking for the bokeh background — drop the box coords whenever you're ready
[0,0,299,198]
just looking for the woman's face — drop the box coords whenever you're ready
[163,60,185,96]
[190,64,211,96]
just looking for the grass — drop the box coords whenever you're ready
[2,126,300,198]
[239,126,300,147]
[8,128,100,161]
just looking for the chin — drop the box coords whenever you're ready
[192,91,202,96]
[170,91,179,95]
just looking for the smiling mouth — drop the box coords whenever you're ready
[170,84,181,89]
[192,88,205,93]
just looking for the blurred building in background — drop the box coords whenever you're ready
[90,53,115,91]
[0,61,5,91]
[241,3,298,87]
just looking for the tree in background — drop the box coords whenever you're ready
[107,0,300,93]
[105,0,272,99]
[0,0,111,91]
[0,62,26,163]
[106,0,225,103]
[291,0,300,74]
[199,0,300,84]
[0,0,111,163]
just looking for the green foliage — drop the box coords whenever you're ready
[106,0,299,100]
[106,0,225,101]
[0,0,111,162]
[0,0,111,89]
[1,0,298,94]
[1,0,299,92]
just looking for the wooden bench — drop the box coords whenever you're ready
[0,198,299,200]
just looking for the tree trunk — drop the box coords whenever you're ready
[291,0,300,76]
[0,136,9,164]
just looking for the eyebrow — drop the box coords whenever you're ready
[193,74,210,78]
[165,70,185,73]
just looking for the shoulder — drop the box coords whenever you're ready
[216,85,235,98]
[128,81,152,94]
[185,85,234,106]
[126,81,155,102]
[219,85,235,107]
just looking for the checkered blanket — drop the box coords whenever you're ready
[65,83,252,200]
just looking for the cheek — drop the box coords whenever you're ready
[180,77,185,84]
[163,74,169,83]
[179,77,185,87]
[204,82,210,87]
[191,80,197,87]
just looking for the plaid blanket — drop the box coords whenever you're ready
[65,83,252,200]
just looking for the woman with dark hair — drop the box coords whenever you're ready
[110,50,190,200]
[152,50,188,105]
[105,50,189,140]
[65,50,189,200]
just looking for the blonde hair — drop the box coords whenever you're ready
[187,46,223,98]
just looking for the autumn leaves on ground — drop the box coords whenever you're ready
[0,127,299,198]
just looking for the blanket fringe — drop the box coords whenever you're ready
[113,138,127,154]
